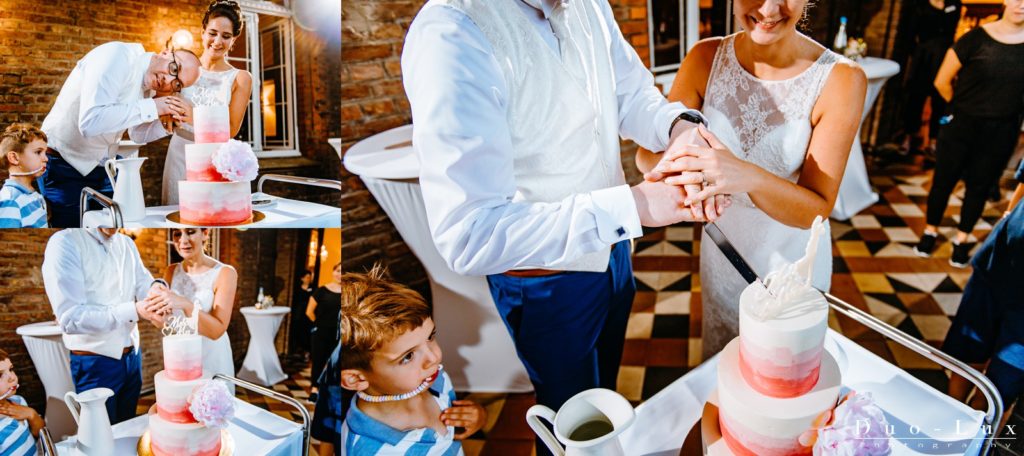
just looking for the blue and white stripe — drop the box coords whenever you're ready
[0,396,36,456]
[0,180,47,228]
[341,370,462,456]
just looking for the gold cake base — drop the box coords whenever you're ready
[165,210,265,227]
[137,429,234,456]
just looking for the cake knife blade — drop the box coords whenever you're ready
[702,222,761,286]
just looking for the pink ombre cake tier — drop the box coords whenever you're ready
[737,282,829,398]
[193,105,230,144]
[162,335,203,381]
[178,181,252,226]
[149,410,221,456]
[154,371,206,423]
[717,339,841,456]
[185,143,229,182]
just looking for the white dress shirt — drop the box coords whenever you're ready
[41,42,170,176]
[42,229,155,359]
[403,0,688,276]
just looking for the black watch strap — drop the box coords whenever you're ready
[669,110,708,138]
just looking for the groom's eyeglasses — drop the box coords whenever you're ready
[168,52,184,93]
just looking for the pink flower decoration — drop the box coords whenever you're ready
[812,391,891,456]
[212,139,259,182]
[188,379,235,429]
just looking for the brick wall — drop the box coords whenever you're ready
[341,0,652,287]
[0,0,342,210]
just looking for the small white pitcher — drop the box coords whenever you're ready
[526,388,635,456]
[104,157,147,222]
[64,388,114,456]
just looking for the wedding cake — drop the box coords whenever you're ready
[710,217,889,455]
[178,105,258,226]
[148,317,234,456]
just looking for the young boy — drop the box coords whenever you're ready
[340,266,486,455]
[0,349,43,455]
[0,123,49,228]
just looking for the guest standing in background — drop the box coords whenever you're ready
[914,0,1024,267]
[290,269,314,359]
[307,263,340,403]
[898,0,961,155]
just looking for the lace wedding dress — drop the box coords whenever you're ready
[699,34,840,359]
[170,261,235,379]
[161,67,240,204]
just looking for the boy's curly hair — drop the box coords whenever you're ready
[0,123,47,169]
[341,264,432,371]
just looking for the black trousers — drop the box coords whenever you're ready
[903,43,948,140]
[310,326,339,382]
[926,112,1021,233]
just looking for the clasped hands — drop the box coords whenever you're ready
[135,282,194,324]
[634,123,754,226]
[154,95,193,131]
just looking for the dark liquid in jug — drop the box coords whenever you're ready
[568,419,614,441]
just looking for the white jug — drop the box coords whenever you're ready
[104,157,147,222]
[64,388,115,456]
[526,388,635,456]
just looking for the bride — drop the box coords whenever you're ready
[148,228,237,379]
[162,0,253,204]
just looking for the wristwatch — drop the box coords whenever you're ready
[152,279,169,289]
[669,110,708,137]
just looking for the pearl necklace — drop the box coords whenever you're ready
[356,365,443,403]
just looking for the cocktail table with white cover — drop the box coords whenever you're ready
[831,57,902,221]
[237,307,290,387]
[617,329,987,456]
[343,124,531,393]
[55,398,302,456]
[16,321,77,441]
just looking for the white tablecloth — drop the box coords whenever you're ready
[831,57,902,221]
[619,329,987,456]
[82,197,340,229]
[236,307,290,387]
[344,125,532,393]
[55,399,302,456]
[16,322,78,441]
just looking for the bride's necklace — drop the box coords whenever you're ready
[357,365,443,403]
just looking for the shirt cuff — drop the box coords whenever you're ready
[139,98,158,123]
[113,300,138,325]
[591,185,643,243]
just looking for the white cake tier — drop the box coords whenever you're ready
[738,282,829,398]
[154,371,206,423]
[717,339,841,456]
[185,143,228,182]
[194,105,230,144]
[178,181,252,226]
[149,411,221,456]
[162,335,202,381]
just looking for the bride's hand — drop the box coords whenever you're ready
[152,289,195,315]
[647,127,714,220]
[658,124,760,206]
[172,97,193,125]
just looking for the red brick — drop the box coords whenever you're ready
[362,99,395,117]
[629,7,647,20]
[343,43,392,61]
[384,59,402,77]
[342,104,363,122]
[371,23,406,40]
[350,61,386,81]
[619,20,647,35]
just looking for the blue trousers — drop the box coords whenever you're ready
[41,152,114,228]
[486,240,635,412]
[69,349,142,425]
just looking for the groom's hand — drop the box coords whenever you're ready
[649,120,715,219]
[631,179,706,227]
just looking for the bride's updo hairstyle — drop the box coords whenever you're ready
[203,0,243,36]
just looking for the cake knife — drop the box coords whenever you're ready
[702,222,764,288]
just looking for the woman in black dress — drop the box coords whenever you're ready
[900,0,961,154]
[289,269,313,358]
[915,0,1024,267]
[306,263,341,402]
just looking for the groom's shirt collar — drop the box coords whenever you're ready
[521,0,558,19]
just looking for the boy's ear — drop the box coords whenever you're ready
[341,368,369,392]
[5,151,19,167]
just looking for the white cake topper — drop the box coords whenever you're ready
[749,215,827,321]
[161,310,199,337]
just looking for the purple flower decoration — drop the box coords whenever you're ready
[212,139,259,182]
[813,391,891,456]
[188,380,235,429]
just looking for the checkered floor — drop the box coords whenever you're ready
[138,355,328,455]
[453,150,1024,455]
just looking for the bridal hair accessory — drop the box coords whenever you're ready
[356,365,444,403]
[161,312,199,337]
[212,139,258,182]
[188,380,235,429]
[749,215,827,321]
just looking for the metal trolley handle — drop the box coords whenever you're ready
[79,187,123,228]
[826,293,1003,455]
[212,374,312,456]
[38,427,57,456]
[257,174,342,195]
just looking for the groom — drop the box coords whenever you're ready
[42,228,170,424]
[40,42,200,227]
[402,0,715,436]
